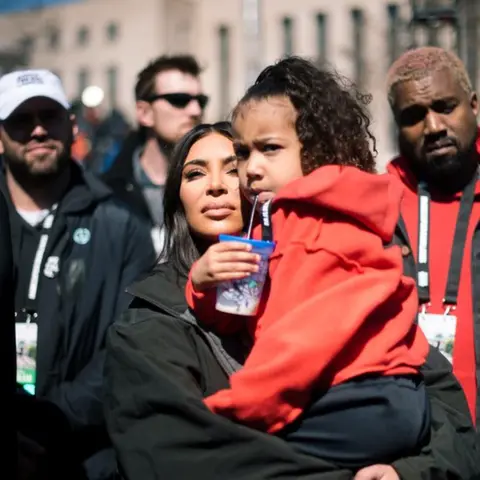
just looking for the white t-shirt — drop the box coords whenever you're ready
[16,203,58,227]
[16,208,50,227]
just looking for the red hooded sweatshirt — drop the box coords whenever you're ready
[186,165,429,433]
[388,140,480,423]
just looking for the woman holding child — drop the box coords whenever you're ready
[104,58,479,480]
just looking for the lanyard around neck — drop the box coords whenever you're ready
[260,200,273,242]
[23,205,58,321]
[416,173,477,310]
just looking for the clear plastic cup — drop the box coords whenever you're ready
[215,234,275,316]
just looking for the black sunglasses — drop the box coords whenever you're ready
[4,108,66,129]
[146,93,209,110]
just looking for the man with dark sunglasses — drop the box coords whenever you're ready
[103,55,208,255]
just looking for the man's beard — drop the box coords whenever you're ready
[400,137,478,194]
[4,142,72,191]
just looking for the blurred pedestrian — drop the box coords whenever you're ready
[103,55,208,255]
[72,86,131,173]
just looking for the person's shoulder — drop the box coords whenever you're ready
[109,286,191,355]
[95,193,134,215]
[124,263,188,317]
[94,194,149,232]
[87,197,154,265]
[63,164,131,226]
[107,313,196,389]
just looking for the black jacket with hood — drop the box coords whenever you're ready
[395,214,480,430]
[104,260,480,480]
[2,162,156,480]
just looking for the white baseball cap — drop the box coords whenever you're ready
[0,69,70,121]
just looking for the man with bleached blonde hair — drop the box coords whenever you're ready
[386,46,480,432]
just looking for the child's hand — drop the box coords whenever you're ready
[191,242,260,291]
[354,465,400,480]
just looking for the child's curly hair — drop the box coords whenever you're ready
[232,56,377,174]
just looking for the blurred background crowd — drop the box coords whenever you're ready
[0,0,478,174]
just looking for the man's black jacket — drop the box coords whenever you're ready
[104,260,480,480]
[2,163,156,479]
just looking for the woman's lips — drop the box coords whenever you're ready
[202,203,236,219]
[204,208,234,219]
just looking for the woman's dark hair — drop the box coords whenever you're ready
[161,121,234,277]
[232,56,376,174]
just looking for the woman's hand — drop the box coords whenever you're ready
[191,242,260,291]
[354,465,400,480]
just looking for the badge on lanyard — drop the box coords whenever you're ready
[15,204,57,396]
[418,309,456,363]
[16,320,38,394]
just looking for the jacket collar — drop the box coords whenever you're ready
[126,262,188,315]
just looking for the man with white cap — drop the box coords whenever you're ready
[0,69,155,479]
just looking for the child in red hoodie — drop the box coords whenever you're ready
[186,57,430,470]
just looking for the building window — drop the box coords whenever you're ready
[19,35,35,55]
[106,22,120,42]
[282,17,294,56]
[106,66,118,109]
[387,4,400,146]
[316,13,328,65]
[387,4,400,64]
[46,26,60,51]
[351,8,365,87]
[218,25,231,118]
[77,68,89,97]
[77,26,90,47]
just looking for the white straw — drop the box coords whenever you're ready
[246,195,258,239]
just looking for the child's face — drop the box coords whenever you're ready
[233,96,303,205]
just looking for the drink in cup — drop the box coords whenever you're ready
[215,234,275,316]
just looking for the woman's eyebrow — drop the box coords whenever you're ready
[183,155,236,169]
[183,159,207,168]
